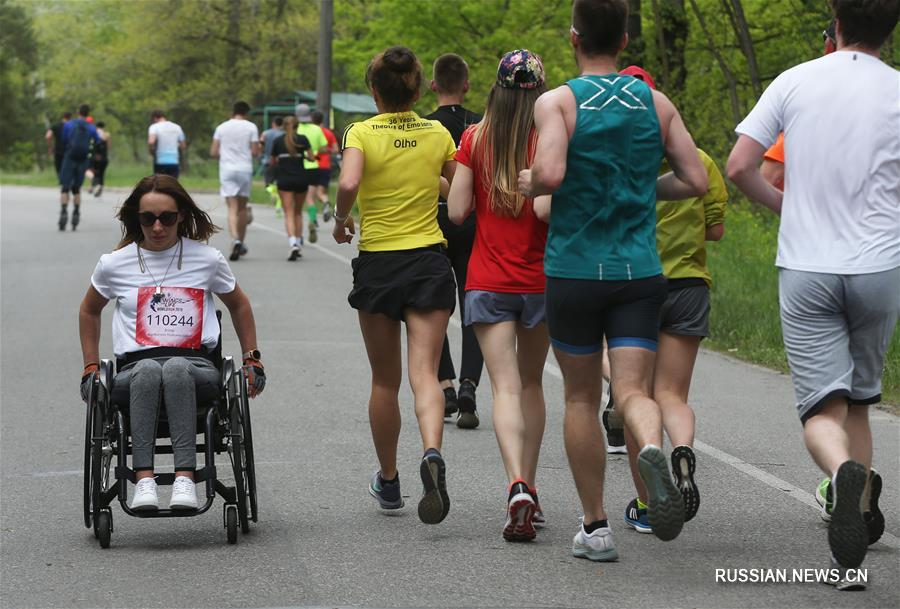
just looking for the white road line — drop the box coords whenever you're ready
[236,212,900,550]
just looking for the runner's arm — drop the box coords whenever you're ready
[251,140,261,157]
[209,139,220,159]
[522,91,569,197]
[727,135,783,215]
[705,224,725,241]
[654,91,708,200]
[217,284,263,398]
[533,195,552,223]
[760,159,784,190]
[45,129,54,155]
[447,162,474,224]
[333,147,364,243]
[79,286,108,369]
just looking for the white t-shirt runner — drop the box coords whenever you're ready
[212,118,259,173]
[736,50,900,274]
[90,239,236,358]
[147,120,186,166]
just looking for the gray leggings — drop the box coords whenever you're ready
[115,357,220,471]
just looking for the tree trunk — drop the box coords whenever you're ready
[650,0,670,86]
[721,0,761,98]
[226,0,241,101]
[619,0,645,70]
[661,0,688,92]
[688,0,742,126]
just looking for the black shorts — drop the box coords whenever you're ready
[310,168,331,188]
[154,164,180,178]
[276,175,310,193]
[660,281,710,337]
[546,275,667,354]
[349,246,456,321]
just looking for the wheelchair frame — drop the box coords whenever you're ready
[82,322,258,548]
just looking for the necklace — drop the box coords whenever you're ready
[136,238,183,295]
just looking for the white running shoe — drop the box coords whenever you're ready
[572,524,619,562]
[131,477,159,510]
[169,476,198,509]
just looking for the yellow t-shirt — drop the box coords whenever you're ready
[342,111,456,252]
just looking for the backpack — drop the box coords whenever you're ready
[66,119,92,162]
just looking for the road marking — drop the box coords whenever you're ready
[233,211,900,550]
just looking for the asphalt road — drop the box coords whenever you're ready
[1,185,898,609]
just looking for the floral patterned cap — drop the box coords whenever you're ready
[497,49,545,89]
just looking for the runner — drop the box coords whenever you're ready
[447,49,550,541]
[426,53,485,427]
[45,111,71,181]
[58,104,101,231]
[518,0,708,558]
[270,115,315,261]
[309,110,338,222]
[260,116,285,214]
[90,121,110,197]
[147,109,187,178]
[294,103,329,244]
[609,66,728,534]
[726,0,898,585]
[333,46,457,525]
[210,101,260,261]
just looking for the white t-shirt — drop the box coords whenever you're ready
[213,118,259,173]
[147,120,186,166]
[91,239,236,358]
[736,51,900,274]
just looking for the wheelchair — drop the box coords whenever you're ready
[81,313,257,548]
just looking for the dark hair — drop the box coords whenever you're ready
[365,46,422,112]
[96,121,106,128]
[116,175,219,249]
[62,111,72,119]
[831,0,899,49]
[572,0,628,57]
[78,104,91,117]
[151,109,165,120]
[233,100,251,115]
[273,116,284,127]
[311,110,325,125]
[432,53,469,95]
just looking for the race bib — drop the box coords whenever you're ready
[136,286,204,349]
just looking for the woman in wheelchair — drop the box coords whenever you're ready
[79,174,265,511]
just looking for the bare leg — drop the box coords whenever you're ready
[517,323,549,486]
[610,347,661,450]
[294,191,306,241]
[653,332,701,447]
[845,405,872,470]
[279,190,297,239]
[405,308,451,452]
[358,312,403,479]
[803,396,851,477]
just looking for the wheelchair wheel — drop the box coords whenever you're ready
[225,505,238,545]
[239,371,258,523]
[97,510,111,549]
[83,397,94,530]
[228,398,250,535]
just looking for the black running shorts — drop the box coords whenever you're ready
[545,275,667,354]
[349,246,456,321]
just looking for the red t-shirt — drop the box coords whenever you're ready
[317,126,337,169]
[456,125,548,293]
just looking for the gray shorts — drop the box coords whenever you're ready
[220,170,252,198]
[464,290,546,329]
[779,267,900,423]
[660,284,709,337]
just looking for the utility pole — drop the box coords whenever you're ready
[316,0,333,125]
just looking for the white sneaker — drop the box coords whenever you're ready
[169,476,198,509]
[572,524,619,562]
[131,477,159,510]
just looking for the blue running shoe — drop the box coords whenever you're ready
[624,497,652,534]
[369,471,404,510]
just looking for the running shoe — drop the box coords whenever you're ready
[828,460,868,569]
[239,243,248,256]
[308,223,318,244]
[816,477,833,522]
[823,556,867,591]
[671,445,700,522]
[456,380,479,429]
[71,207,80,230]
[624,497,652,534]
[94,185,103,197]
[229,241,241,261]
[169,476,198,509]
[863,469,884,545]
[130,477,159,511]
[602,399,626,454]
[503,481,536,542]
[368,471,404,510]
[529,487,546,529]
[288,247,302,261]
[637,444,685,541]
[572,523,619,562]
[418,450,449,524]
[323,202,333,222]
[58,207,68,231]
[443,386,458,417]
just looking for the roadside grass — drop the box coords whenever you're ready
[707,202,899,412]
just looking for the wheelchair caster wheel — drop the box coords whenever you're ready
[97,511,112,549]
[225,505,238,545]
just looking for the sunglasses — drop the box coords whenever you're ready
[137,211,180,227]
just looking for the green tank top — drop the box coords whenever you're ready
[545,74,664,281]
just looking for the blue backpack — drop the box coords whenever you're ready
[66,119,92,162]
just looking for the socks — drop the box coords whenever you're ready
[288,236,299,248]
[380,472,399,485]
[424,447,441,459]
[637,498,648,510]
[583,519,610,534]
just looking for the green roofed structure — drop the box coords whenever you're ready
[251,90,377,128]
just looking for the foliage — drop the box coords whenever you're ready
[0,0,43,170]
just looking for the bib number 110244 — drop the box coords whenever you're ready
[136,286,204,349]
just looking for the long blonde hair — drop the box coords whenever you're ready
[282,116,299,156]
[470,83,546,217]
